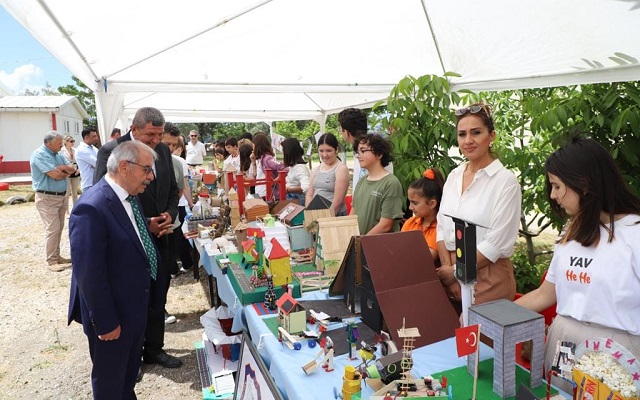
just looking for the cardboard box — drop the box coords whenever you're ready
[573,369,637,400]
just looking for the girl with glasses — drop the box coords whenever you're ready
[436,103,522,305]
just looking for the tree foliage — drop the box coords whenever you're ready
[374,73,463,192]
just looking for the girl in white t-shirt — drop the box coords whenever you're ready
[516,138,640,392]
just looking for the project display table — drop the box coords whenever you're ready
[242,290,496,400]
[194,238,246,333]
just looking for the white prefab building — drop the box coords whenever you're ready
[0,95,88,174]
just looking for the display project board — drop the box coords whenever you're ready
[332,230,460,349]
[234,332,284,400]
[223,260,302,305]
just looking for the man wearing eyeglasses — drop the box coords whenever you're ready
[75,127,99,193]
[94,107,182,372]
[69,140,157,399]
[186,130,206,167]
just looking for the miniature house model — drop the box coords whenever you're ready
[276,292,306,334]
[265,237,292,287]
[314,215,359,275]
[242,227,265,268]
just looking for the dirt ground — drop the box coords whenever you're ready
[0,201,211,399]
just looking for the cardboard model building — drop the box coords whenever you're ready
[265,237,292,287]
[329,230,459,349]
[276,292,306,334]
[304,194,334,230]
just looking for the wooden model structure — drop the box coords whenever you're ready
[303,194,334,230]
[371,320,451,399]
[265,237,292,287]
[302,336,334,374]
[225,170,287,215]
[243,198,269,222]
[228,188,241,227]
[313,215,359,275]
[276,292,306,334]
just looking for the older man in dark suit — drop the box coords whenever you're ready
[69,141,157,399]
[94,107,181,370]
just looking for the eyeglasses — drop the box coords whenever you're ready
[190,135,198,137]
[455,104,492,118]
[353,148,374,157]
[69,140,75,143]
[127,161,154,175]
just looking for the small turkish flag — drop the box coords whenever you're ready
[455,324,480,357]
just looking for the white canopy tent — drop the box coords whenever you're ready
[2,0,639,138]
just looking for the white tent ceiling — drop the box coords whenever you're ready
[2,0,640,137]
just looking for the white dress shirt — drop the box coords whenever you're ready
[186,141,206,165]
[75,141,98,190]
[105,174,145,247]
[436,159,522,262]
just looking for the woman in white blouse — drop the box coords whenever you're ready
[436,103,522,305]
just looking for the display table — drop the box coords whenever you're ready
[244,290,485,400]
[195,237,246,333]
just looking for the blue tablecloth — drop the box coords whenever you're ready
[195,238,246,333]
[243,290,494,400]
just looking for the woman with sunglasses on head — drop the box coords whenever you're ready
[516,138,640,392]
[350,134,404,235]
[436,103,522,305]
[306,133,349,216]
[61,135,80,209]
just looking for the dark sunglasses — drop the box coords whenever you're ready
[455,104,492,118]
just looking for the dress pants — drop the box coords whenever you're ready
[86,325,144,400]
[35,192,69,264]
[143,240,171,355]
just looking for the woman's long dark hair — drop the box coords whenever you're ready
[252,132,274,159]
[282,138,305,167]
[239,144,253,173]
[545,137,640,246]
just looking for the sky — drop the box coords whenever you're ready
[0,7,75,94]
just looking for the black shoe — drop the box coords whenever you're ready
[143,351,183,368]
[136,366,143,382]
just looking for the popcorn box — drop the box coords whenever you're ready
[574,369,599,400]
[573,370,638,400]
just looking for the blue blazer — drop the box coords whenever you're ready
[67,178,153,336]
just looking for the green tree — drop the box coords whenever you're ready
[375,73,463,191]
[57,76,97,126]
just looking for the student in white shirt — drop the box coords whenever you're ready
[223,137,240,171]
[436,103,521,305]
[517,138,640,393]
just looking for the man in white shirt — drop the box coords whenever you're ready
[185,130,207,166]
[75,127,99,192]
